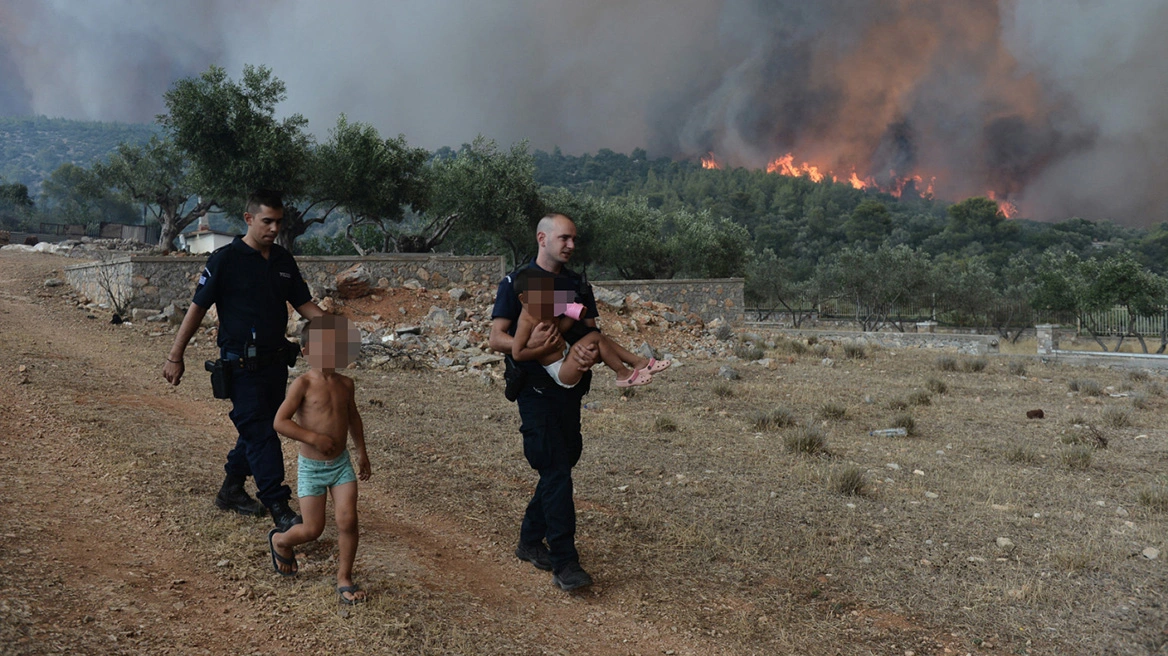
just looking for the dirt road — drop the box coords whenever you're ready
[0,251,732,655]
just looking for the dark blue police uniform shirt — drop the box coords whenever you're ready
[491,261,599,375]
[191,236,312,353]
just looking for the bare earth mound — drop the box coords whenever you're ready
[0,250,1165,655]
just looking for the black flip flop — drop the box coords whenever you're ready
[337,584,366,605]
[268,528,297,577]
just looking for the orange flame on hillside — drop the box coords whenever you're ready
[700,153,721,169]
[986,191,1018,218]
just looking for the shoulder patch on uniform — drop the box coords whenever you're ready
[279,272,292,278]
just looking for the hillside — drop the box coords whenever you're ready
[0,115,158,193]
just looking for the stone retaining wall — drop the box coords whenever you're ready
[756,326,1000,355]
[593,278,744,325]
[64,254,505,312]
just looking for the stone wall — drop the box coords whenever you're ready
[593,278,744,325]
[64,253,505,312]
[762,327,1000,355]
[63,257,135,309]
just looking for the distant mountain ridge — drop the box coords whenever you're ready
[0,115,159,193]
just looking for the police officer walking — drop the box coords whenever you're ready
[163,190,324,532]
[489,213,601,592]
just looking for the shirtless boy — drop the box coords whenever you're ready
[511,268,667,388]
[268,315,371,605]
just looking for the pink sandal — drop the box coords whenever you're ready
[644,357,672,374]
[616,367,652,387]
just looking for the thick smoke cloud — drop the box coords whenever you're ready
[0,0,1165,224]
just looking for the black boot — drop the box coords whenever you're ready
[269,499,303,533]
[215,476,265,516]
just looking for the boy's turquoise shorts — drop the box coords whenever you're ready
[297,450,357,498]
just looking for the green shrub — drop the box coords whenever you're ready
[774,338,807,355]
[712,382,733,398]
[926,377,948,394]
[1008,361,1027,376]
[887,398,909,411]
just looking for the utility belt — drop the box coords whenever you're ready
[205,342,298,399]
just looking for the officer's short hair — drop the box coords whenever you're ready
[513,267,553,294]
[246,189,284,215]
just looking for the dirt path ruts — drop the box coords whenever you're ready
[0,252,719,655]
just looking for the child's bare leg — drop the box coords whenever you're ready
[272,495,327,574]
[595,334,641,380]
[331,481,366,602]
[606,337,650,370]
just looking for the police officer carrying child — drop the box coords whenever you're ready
[489,213,602,591]
[163,190,324,532]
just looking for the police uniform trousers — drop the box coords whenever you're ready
[223,354,293,507]
[516,376,588,571]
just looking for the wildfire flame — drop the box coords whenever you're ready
[743,151,1009,213]
[986,191,1018,219]
[700,152,721,170]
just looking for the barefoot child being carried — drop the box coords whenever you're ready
[511,268,669,389]
[269,315,371,605]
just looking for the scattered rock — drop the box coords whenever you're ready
[395,325,422,336]
[1143,547,1159,560]
[335,264,373,299]
[885,463,901,471]
[402,279,423,290]
[924,491,939,499]
[591,285,625,309]
[821,357,835,367]
[996,537,1016,551]
[638,341,656,359]
[43,277,64,287]
[425,306,454,328]
[448,287,469,301]
[717,365,739,380]
[1026,409,1045,419]
[469,354,505,367]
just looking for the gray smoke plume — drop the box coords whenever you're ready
[1,0,1165,224]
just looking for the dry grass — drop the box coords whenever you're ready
[907,390,932,407]
[712,382,734,398]
[654,416,679,433]
[749,407,796,431]
[1138,484,1168,512]
[1007,360,1027,376]
[831,465,866,496]
[1061,445,1095,470]
[960,357,988,372]
[936,355,958,371]
[842,341,866,359]
[1005,445,1039,464]
[926,377,948,394]
[815,402,848,421]
[890,412,917,436]
[1100,406,1132,428]
[785,423,828,455]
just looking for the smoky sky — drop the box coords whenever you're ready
[1,0,1166,225]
